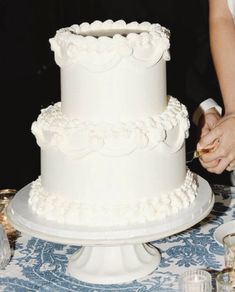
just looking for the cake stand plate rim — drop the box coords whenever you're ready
[6,174,214,245]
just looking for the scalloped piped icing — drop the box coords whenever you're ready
[31,97,189,159]
[49,20,170,70]
[29,20,197,229]
[29,169,198,227]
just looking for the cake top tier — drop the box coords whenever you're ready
[49,20,170,69]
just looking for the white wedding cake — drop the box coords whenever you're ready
[29,20,198,227]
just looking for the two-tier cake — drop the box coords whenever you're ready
[28,20,198,227]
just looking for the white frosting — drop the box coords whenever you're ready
[29,169,197,227]
[60,57,168,120]
[49,20,170,70]
[31,96,189,159]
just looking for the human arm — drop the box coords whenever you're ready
[196,0,235,174]
[209,0,235,114]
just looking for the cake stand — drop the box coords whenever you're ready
[6,175,214,284]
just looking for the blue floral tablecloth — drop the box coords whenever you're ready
[0,185,234,291]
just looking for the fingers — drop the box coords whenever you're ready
[199,144,235,174]
[196,139,219,163]
[199,157,220,170]
[198,139,228,173]
[201,139,219,151]
[199,153,231,174]
[197,127,222,150]
[198,148,220,173]
[207,157,232,174]
[199,146,221,163]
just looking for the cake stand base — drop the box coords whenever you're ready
[7,175,214,284]
[67,243,160,284]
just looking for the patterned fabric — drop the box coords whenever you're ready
[0,185,234,291]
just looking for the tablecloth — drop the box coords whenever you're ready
[0,184,234,291]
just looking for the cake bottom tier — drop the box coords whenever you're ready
[29,169,198,227]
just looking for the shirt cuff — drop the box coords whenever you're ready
[192,98,222,125]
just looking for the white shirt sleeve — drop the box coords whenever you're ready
[227,0,235,20]
[192,98,222,125]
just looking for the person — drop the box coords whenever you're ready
[197,0,235,182]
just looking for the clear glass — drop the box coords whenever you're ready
[223,233,235,268]
[178,269,212,292]
[216,268,235,291]
[0,188,16,212]
[0,189,16,235]
[0,224,11,269]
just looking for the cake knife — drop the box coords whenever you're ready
[186,149,208,163]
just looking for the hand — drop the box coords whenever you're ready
[198,114,235,174]
[198,107,221,137]
[197,108,221,171]
[196,108,221,172]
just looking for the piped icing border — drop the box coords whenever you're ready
[49,20,170,70]
[32,96,190,159]
[29,169,198,227]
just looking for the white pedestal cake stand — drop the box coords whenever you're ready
[7,175,214,284]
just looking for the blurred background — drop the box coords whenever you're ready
[0,0,230,189]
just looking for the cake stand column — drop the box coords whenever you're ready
[67,243,160,284]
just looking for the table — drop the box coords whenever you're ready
[0,184,233,291]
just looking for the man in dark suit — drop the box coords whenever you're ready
[0,0,227,190]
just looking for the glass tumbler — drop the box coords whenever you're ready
[0,224,11,269]
[178,269,212,292]
[216,268,235,291]
[0,189,16,235]
[223,233,235,268]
